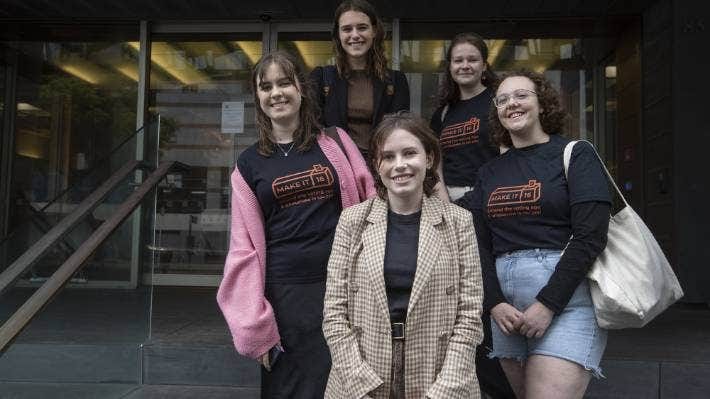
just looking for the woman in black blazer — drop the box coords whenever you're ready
[310,0,410,160]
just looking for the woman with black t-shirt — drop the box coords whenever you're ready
[217,51,375,399]
[431,33,514,399]
[430,32,499,202]
[310,0,410,160]
[459,70,611,399]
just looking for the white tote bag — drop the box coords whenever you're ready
[564,141,684,329]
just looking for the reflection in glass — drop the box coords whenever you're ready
[400,36,595,140]
[6,38,140,284]
[148,36,262,279]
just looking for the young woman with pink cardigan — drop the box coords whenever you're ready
[217,51,375,398]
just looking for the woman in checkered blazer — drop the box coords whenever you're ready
[323,112,484,399]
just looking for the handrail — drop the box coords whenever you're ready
[0,161,179,353]
[36,120,158,214]
[0,160,142,296]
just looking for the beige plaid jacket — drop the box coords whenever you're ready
[323,195,483,399]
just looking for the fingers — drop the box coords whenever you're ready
[494,307,523,336]
[260,353,271,371]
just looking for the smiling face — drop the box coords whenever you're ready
[449,42,487,91]
[338,10,375,65]
[376,128,432,205]
[256,62,302,128]
[496,76,543,136]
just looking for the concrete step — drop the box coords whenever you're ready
[0,382,260,399]
[141,343,259,387]
[586,360,710,399]
[0,343,140,383]
[2,341,710,398]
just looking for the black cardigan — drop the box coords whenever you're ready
[309,65,410,136]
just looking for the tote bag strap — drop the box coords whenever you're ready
[563,140,629,208]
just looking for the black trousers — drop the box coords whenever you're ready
[261,280,331,399]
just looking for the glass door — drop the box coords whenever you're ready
[147,28,264,286]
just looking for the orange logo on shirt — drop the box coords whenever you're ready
[272,164,335,208]
[487,180,542,218]
[440,117,480,149]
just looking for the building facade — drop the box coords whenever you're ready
[0,0,708,395]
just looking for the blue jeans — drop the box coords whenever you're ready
[489,249,607,378]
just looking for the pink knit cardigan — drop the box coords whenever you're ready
[217,128,376,359]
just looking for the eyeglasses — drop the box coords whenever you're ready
[493,89,537,108]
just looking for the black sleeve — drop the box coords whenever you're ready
[309,66,326,125]
[535,201,610,314]
[457,187,506,312]
[391,70,410,112]
[471,208,507,312]
[429,106,443,137]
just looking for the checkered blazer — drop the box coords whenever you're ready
[323,195,483,399]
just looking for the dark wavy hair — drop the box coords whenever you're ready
[369,111,441,200]
[331,0,388,82]
[436,32,497,108]
[252,51,322,156]
[489,69,568,147]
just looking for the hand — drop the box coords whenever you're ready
[490,302,523,335]
[259,351,271,371]
[519,301,554,339]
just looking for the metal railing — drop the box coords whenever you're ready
[0,161,182,353]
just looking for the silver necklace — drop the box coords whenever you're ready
[276,141,295,157]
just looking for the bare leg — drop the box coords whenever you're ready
[525,354,591,399]
[499,358,526,399]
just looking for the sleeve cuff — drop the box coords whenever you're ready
[535,291,563,315]
[345,361,383,399]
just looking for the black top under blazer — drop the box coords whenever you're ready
[309,65,411,134]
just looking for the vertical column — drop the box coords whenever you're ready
[130,21,151,289]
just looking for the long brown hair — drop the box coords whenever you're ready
[252,51,322,156]
[489,69,568,147]
[369,111,441,200]
[331,0,388,82]
[436,32,497,108]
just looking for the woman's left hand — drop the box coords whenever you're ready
[519,301,554,338]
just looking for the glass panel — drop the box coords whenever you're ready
[400,27,595,140]
[0,182,157,383]
[0,120,159,284]
[277,31,393,73]
[4,33,141,284]
[148,34,262,280]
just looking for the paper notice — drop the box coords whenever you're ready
[221,101,244,133]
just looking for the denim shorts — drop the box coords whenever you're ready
[488,249,607,378]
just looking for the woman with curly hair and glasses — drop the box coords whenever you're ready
[217,50,375,398]
[323,112,483,399]
[310,0,410,160]
[458,70,611,399]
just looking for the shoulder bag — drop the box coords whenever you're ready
[563,140,684,329]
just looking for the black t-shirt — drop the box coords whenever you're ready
[237,142,341,283]
[383,209,421,323]
[471,134,611,256]
[430,88,499,187]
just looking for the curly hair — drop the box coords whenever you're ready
[331,0,388,82]
[252,51,322,156]
[489,69,568,147]
[369,111,441,200]
[436,32,497,108]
